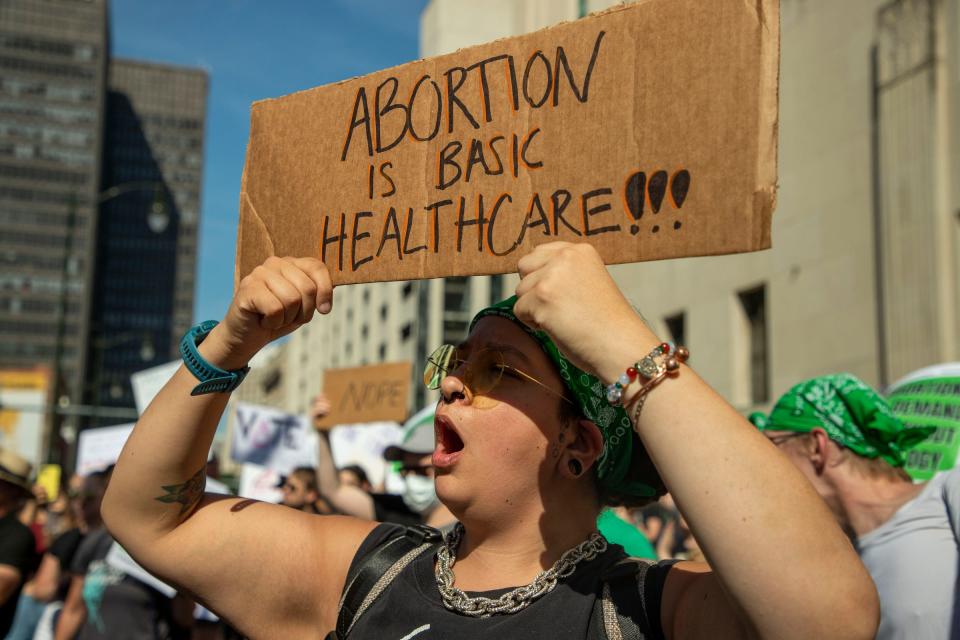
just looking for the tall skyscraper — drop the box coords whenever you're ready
[87,59,207,425]
[0,0,208,459]
[0,0,108,442]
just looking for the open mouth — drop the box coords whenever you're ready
[433,414,464,468]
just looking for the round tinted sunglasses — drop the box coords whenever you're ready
[423,344,573,405]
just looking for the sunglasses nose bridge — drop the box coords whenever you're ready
[424,346,503,397]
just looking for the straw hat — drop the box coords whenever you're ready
[0,448,33,495]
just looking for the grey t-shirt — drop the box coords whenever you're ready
[856,468,960,640]
[70,528,178,640]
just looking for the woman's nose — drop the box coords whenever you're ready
[440,373,469,404]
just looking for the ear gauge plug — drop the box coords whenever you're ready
[568,459,583,476]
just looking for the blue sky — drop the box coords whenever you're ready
[110,0,428,323]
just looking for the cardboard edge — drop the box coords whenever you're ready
[237,190,276,281]
[752,0,781,251]
[235,103,277,291]
[235,103,254,292]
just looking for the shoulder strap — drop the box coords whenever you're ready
[332,524,442,639]
[595,557,656,640]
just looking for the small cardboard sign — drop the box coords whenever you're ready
[236,0,779,285]
[316,362,412,429]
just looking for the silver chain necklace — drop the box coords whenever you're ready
[435,522,608,618]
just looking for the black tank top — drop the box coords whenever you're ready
[344,524,672,639]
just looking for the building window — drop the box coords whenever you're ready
[401,323,412,341]
[402,282,414,298]
[380,304,388,321]
[444,277,469,312]
[262,370,281,394]
[489,274,504,305]
[664,312,685,347]
[443,319,469,345]
[361,324,369,339]
[379,343,387,361]
[736,285,769,405]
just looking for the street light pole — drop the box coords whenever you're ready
[45,182,171,468]
[88,331,155,430]
[44,194,78,467]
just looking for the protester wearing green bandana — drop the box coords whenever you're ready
[755,372,959,640]
[102,244,879,639]
[758,372,934,467]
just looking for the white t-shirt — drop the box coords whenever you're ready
[857,468,960,640]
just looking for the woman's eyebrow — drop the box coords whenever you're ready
[485,341,533,366]
[456,340,533,365]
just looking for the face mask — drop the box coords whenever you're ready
[401,474,438,514]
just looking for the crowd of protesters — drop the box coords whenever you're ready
[1,375,955,640]
[0,252,960,640]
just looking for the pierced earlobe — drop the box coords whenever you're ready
[568,459,583,476]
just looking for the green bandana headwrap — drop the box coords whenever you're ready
[759,373,935,467]
[747,412,769,430]
[470,296,660,499]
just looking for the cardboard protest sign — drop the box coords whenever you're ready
[887,363,960,481]
[315,362,412,429]
[230,403,318,473]
[236,0,779,285]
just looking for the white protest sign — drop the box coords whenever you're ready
[75,423,134,476]
[238,463,283,503]
[230,403,318,474]
[105,542,176,598]
[0,369,50,466]
[131,360,181,415]
[206,476,230,495]
[328,421,402,488]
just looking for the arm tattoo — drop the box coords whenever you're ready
[154,466,206,516]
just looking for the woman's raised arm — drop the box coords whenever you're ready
[514,242,879,640]
[101,257,376,637]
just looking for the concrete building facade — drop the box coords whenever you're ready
[420,0,960,405]
[280,0,959,420]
